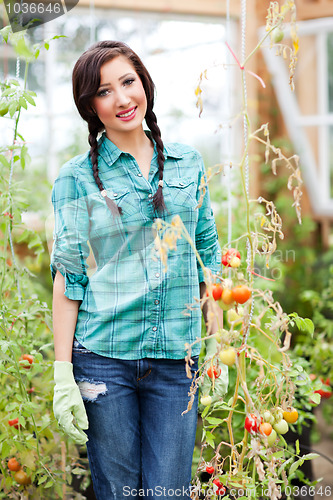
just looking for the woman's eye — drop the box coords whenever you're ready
[96,89,110,97]
[123,78,135,86]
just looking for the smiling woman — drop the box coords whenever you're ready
[50,40,222,500]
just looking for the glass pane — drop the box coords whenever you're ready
[328,32,333,113]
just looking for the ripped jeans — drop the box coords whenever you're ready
[72,339,199,500]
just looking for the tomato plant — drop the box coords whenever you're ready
[0,26,91,498]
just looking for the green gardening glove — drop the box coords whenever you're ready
[200,336,228,407]
[53,361,89,445]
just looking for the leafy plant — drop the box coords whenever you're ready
[153,2,322,499]
[0,25,90,498]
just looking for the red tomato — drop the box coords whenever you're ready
[222,248,241,267]
[212,284,223,301]
[231,285,251,304]
[315,378,332,399]
[19,354,34,369]
[212,478,226,496]
[8,458,21,472]
[207,365,221,379]
[206,465,214,474]
[8,418,20,429]
[244,413,261,435]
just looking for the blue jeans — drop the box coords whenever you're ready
[72,340,199,500]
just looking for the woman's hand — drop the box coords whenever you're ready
[53,361,89,445]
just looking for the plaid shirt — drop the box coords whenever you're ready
[50,132,221,359]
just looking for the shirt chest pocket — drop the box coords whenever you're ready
[164,177,197,209]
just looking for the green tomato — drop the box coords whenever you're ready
[273,419,289,435]
[272,28,284,43]
[200,395,212,406]
[0,102,9,116]
[219,347,236,366]
[266,429,278,446]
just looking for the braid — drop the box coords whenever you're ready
[145,108,167,215]
[88,124,122,216]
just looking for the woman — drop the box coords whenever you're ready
[51,40,222,499]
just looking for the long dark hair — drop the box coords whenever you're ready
[72,40,166,215]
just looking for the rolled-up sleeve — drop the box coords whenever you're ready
[195,154,222,283]
[50,163,90,300]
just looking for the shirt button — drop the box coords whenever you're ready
[148,193,153,198]
[152,326,157,332]
[154,299,159,305]
[137,173,142,177]
[155,272,160,278]
[113,193,118,197]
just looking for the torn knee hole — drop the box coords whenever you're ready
[77,381,108,402]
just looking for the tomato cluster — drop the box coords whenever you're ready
[209,283,251,307]
[221,248,241,268]
[244,407,298,444]
[7,457,31,485]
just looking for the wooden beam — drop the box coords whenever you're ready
[295,0,333,20]
[77,0,241,18]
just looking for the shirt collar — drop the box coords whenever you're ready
[97,131,184,169]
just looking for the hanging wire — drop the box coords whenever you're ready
[226,0,232,249]
[8,56,22,303]
[240,0,254,350]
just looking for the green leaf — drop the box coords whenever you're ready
[9,101,17,118]
[19,96,27,110]
[44,42,50,50]
[310,392,321,405]
[302,453,319,460]
[201,404,210,418]
[289,458,304,476]
[1,88,14,97]
[205,431,215,448]
[24,93,36,106]
[1,441,11,459]
[0,25,11,43]
[72,467,86,475]
[206,417,224,426]
[0,154,9,167]
[14,37,34,60]
[278,456,294,475]
[37,475,49,485]
[295,439,300,455]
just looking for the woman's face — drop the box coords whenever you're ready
[91,55,147,141]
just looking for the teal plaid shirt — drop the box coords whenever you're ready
[50,132,221,359]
